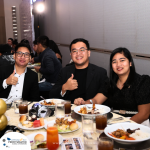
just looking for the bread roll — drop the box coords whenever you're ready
[70,123,78,131]
[34,134,44,142]
[19,115,27,123]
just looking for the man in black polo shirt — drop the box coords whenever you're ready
[49,38,108,104]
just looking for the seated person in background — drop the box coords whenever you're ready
[7,38,13,47]
[49,40,62,64]
[0,44,15,67]
[75,47,150,124]
[49,38,108,104]
[33,39,39,57]
[33,36,62,91]
[0,43,39,102]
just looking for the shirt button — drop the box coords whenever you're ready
[16,96,17,97]
[16,90,18,91]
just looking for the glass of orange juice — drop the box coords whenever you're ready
[47,123,59,150]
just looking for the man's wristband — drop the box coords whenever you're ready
[90,99,93,104]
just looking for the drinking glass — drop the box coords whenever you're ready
[98,137,113,150]
[47,124,59,150]
[19,101,28,114]
[96,114,107,133]
[55,103,65,118]
[13,99,23,114]
[64,101,71,116]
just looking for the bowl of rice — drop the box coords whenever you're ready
[104,123,150,144]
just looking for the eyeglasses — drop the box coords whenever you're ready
[71,48,88,55]
[16,51,30,58]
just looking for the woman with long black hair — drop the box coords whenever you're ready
[74,47,150,124]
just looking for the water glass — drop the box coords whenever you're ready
[13,99,23,114]
[96,114,107,133]
[98,137,113,150]
[55,103,65,118]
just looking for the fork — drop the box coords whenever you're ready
[107,117,123,123]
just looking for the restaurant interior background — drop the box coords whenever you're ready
[0,0,150,76]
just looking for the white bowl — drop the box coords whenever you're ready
[104,123,150,144]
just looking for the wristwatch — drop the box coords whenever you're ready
[90,99,93,104]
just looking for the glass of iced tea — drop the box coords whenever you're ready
[98,137,113,150]
[96,114,107,133]
[19,101,28,114]
[47,124,59,150]
[64,101,71,116]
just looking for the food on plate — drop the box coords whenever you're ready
[108,128,150,140]
[34,134,44,142]
[54,118,78,132]
[70,123,78,131]
[19,115,44,128]
[19,115,27,123]
[130,130,150,140]
[31,134,46,149]
[22,121,33,128]
[40,100,55,106]
[78,104,100,114]
[33,120,41,128]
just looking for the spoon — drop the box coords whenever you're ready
[5,96,12,102]
[40,96,46,101]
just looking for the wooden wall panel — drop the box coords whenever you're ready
[0,0,6,44]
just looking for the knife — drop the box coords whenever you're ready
[108,121,131,125]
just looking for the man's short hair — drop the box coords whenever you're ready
[37,36,49,48]
[0,44,11,54]
[20,39,30,44]
[15,43,31,53]
[8,38,13,42]
[33,39,37,45]
[69,38,90,52]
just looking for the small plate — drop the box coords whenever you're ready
[39,99,65,107]
[27,132,63,149]
[18,120,47,130]
[74,104,111,116]
[44,119,81,133]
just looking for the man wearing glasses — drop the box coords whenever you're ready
[49,38,108,104]
[0,43,39,102]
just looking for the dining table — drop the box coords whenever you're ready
[4,103,150,150]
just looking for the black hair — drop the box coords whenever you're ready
[8,38,13,42]
[110,47,136,90]
[69,38,90,52]
[37,36,49,48]
[0,44,11,54]
[49,40,62,57]
[13,39,18,46]
[20,39,30,44]
[33,39,37,45]
[15,43,31,53]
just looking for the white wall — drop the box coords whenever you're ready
[42,0,150,76]
[4,0,22,42]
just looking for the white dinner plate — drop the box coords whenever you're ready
[104,123,150,144]
[44,119,81,133]
[74,104,111,116]
[27,132,63,149]
[18,119,47,130]
[39,99,65,107]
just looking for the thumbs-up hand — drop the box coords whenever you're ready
[6,70,18,85]
[62,74,78,92]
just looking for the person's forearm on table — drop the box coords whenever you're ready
[84,93,107,104]
[130,103,150,123]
